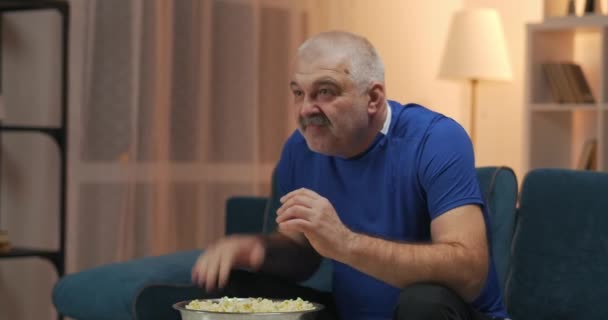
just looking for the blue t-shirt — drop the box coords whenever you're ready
[275,101,508,320]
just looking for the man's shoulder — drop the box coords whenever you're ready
[388,101,449,138]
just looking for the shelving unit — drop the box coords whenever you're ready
[0,0,68,292]
[526,15,608,172]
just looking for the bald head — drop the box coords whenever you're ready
[297,31,385,92]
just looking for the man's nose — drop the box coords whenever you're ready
[300,95,319,117]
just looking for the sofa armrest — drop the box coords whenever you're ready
[53,250,201,320]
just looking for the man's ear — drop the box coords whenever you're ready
[367,83,386,115]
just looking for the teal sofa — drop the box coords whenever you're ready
[53,166,518,320]
[505,168,608,320]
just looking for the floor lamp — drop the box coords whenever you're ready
[438,8,512,146]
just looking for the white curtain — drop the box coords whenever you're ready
[0,0,307,319]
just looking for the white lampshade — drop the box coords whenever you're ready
[439,8,512,81]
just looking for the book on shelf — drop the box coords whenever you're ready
[561,64,583,103]
[541,62,595,104]
[577,138,597,171]
[543,0,570,19]
[569,64,595,103]
[0,230,10,253]
[542,63,565,103]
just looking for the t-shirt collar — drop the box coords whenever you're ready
[380,101,391,135]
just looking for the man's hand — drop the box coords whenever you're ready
[191,235,265,292]
[276,188,355,261]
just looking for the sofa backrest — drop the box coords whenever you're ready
[263,167,281,234]
[506,168,608,319]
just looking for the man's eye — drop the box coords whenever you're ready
[293,90,304,97]
[319,88,333,96]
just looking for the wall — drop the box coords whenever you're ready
[306,0,545,181]
[463,0,543,180]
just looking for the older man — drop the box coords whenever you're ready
[192,31,508,320]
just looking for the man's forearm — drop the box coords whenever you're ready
[258,233,321,281]
[341,234,488,301]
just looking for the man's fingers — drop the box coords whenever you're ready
[279,218,313,233]
[191,236,264,291]
[217,253,233,289]
[276,205,313,223]
[191,260,200,284]
[249,241,265,269]
[277,195,315,215]
[205,252,220,292]
[280,188,319,204]
[193,255,209,287]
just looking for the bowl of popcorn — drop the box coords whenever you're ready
[173,297,324,320]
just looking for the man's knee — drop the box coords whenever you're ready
[394,283,468,320]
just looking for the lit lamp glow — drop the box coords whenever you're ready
[438,8,512,145]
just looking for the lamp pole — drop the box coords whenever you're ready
[470,78,478,146]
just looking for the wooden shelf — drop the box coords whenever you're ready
[0,0,68,13]
[526,16,608,172]
[534,15,608,30]
[0,7,68,320]
[0,1,69,319]
[0,247,59,260]
[531,103,597,111]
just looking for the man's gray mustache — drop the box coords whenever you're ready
[300,115,330,127]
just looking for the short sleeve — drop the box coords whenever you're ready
[418,118,483,220]
[275,131,297,197]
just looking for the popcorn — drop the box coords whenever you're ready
[185,297,315,313]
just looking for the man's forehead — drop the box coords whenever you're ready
[291,69,348,87]
[291,56,351,84]
[296,52,349,70]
